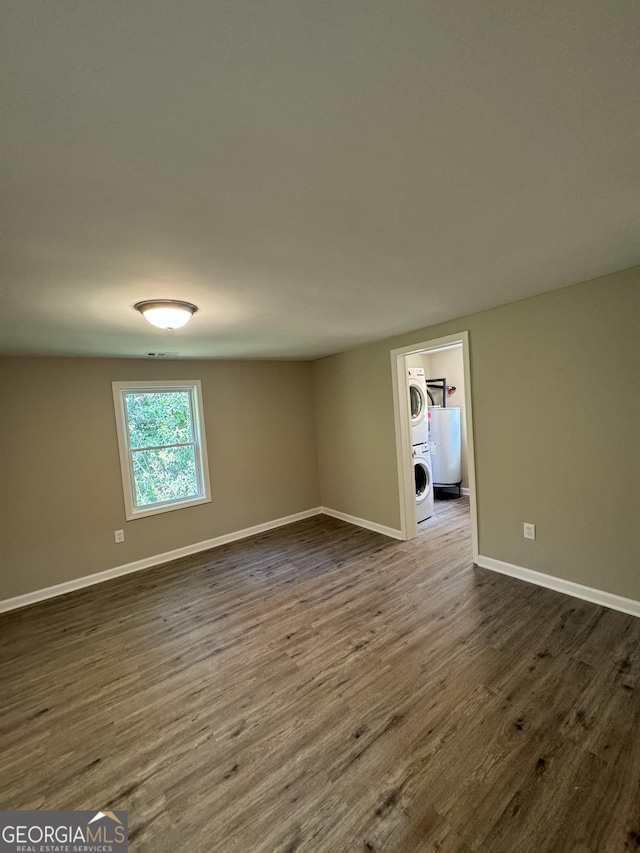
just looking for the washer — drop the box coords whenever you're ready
[413,441,434,522]
[408,367,429,444]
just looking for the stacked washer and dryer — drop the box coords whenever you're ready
[407,367,434,522]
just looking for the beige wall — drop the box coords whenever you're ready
[312,341,401,528]
[0,358,320,599]
[313,266,640,600]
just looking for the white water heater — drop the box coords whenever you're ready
[429,407,461,485]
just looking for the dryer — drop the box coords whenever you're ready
[407,367,429,444]
[413,441,434,522]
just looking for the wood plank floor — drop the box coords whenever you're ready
[2,499,640,852]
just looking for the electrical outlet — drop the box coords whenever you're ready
[523,522,536,541]
[114,529,125,543]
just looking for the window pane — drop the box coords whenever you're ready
[132,445,199,506]
[410,385,423,418]
[125,391,194,449]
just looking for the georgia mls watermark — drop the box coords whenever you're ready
[0,811,127,853]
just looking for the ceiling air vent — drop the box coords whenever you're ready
[145,352,179,357]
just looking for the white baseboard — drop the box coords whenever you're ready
[7,515,636,621]
[476,554,640,619]
[321,506,405,541]
[461,487,470,496]
[0,507,323,614]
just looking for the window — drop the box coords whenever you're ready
[112,380,211,520]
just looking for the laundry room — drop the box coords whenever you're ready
[405,342,470,531]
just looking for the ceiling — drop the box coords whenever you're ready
[1,1,639,360]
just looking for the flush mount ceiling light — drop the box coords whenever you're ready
[134,299,198,330]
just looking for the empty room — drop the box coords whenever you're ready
[1,2,639,852]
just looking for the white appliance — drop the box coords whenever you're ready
[429,407,461,486]
[407,367,429,444]
[414,441,434,522]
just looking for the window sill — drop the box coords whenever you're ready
[125,494,212,522]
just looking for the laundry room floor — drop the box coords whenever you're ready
[418,493,470,536]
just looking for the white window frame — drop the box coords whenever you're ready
[112,379,212,521]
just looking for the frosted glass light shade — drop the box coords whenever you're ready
[134,300,198,330]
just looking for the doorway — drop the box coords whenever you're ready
[390,331,479,562]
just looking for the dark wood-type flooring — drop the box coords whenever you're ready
[2,499,640,852]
